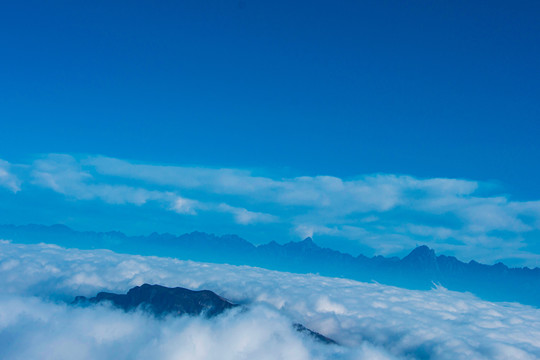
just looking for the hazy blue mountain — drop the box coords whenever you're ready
[2,224,539,307]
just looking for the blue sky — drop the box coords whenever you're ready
[1,1,540,266]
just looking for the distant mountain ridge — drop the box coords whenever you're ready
[2,223,540,307]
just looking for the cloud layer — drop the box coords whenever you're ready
[1,241,539,359]
[1,153,540,265]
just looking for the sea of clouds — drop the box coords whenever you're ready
[1,241,539,360]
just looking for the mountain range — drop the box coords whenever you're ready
[1,223,539,307]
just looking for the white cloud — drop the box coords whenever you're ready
[0,296,351,360]
[86,156,480,214]
[82,156,496,230]
[217,204,278,225]
[0,160,21,193]
[171,196,200,215]
[86,156,277,195]
[1,242,540,359]
[28,154,269,223]
[31,154,167,205]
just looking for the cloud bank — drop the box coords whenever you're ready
[1,153,540,265]
[1,241,539,359]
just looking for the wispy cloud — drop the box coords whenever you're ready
[27,154,276,223]
[87,156,479,213]
[31,154,173,206]
[86,155,277,195]
[2,153,540,265]
[217,203,279,225]
[0,160,21,193]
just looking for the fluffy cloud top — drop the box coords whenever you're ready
[2,153,540,265]
[1,241,539,359]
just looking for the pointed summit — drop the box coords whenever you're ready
[285,237,319,251]
[407,245,435,258]
[402,245,438,269]
[301,237,314,244]
[299,237,319,249]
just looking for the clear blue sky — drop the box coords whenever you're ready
[1,1,540,265]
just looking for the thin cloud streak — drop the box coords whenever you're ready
[0,160,21,193]
[27,154,277,225]
[87,155,539,236]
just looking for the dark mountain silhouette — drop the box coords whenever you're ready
[2,224,540,307]
[74,284,238,317]
[293,323,337,345]
[73,283,337,344]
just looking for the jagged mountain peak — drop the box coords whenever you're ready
[285,237,320,250]
[74,283,238,318]
[407,245,436,258]
[402,245,438,268]
[301,237,315,245]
